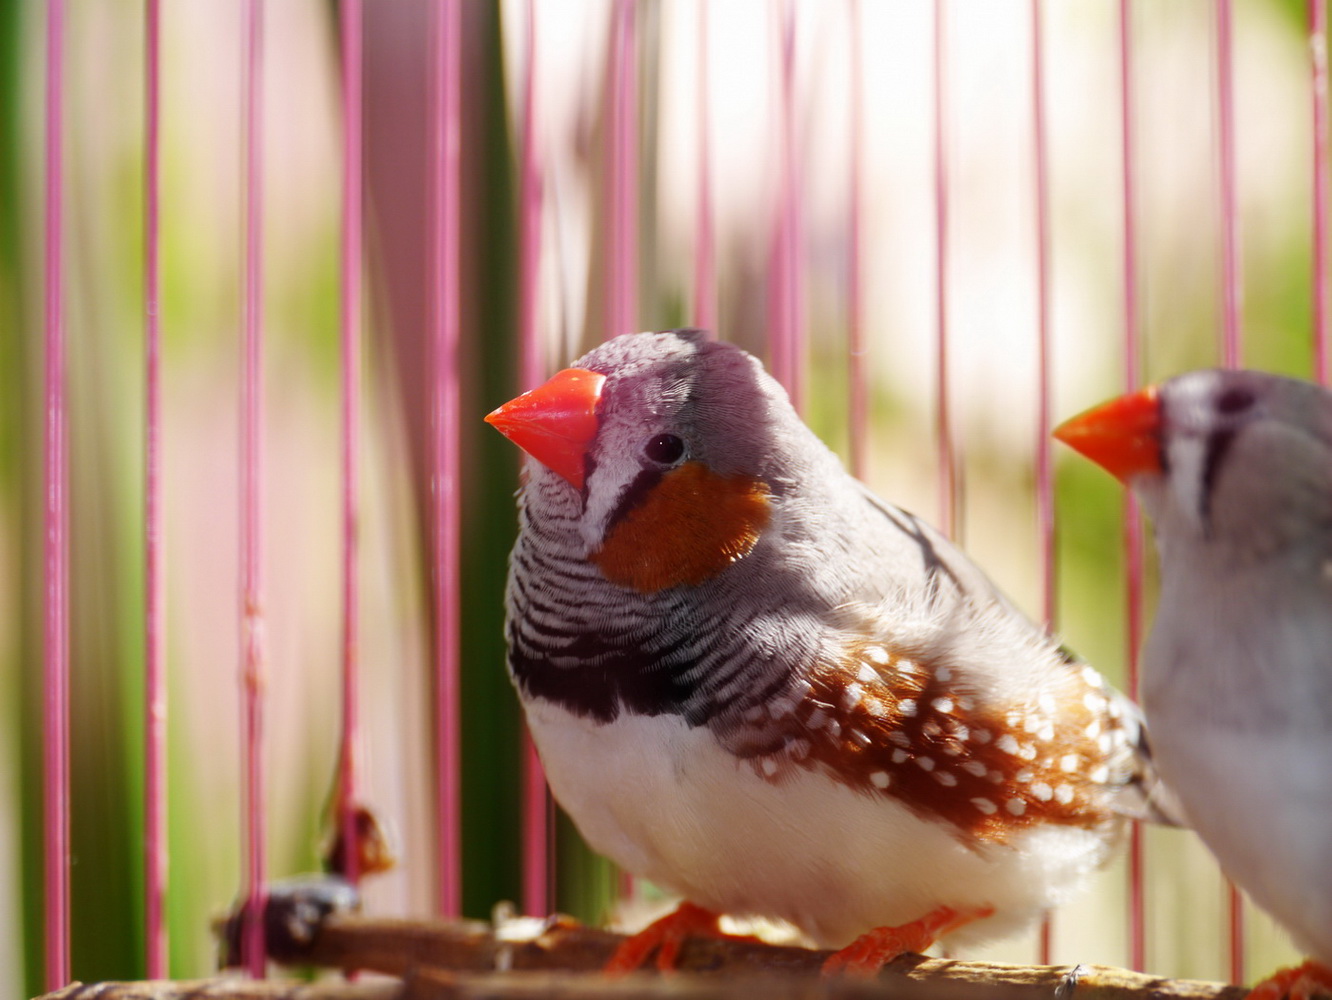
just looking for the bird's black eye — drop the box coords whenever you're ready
[1216,386,1255,415]
[643,433,686,466]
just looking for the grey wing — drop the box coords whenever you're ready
[850,481,1011,609]
[856,481,1188,827]
[1105,688,1189,827]
[852,482,1188,825]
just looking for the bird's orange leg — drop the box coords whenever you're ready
[1246,960,1332,1000]
[604,901,759,974]
[821,904,995,977]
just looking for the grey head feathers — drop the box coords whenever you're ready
[1146,369,1332,565]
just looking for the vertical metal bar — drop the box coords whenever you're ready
[1217,0,1243,371]
[43,0,70,988]
[338,0,364,889]
[607,0,638,341]
[693,0,716,332]
[1313,0,1330,385]
[607,0,642,900]
[143,0,168,978]
[521,740,551,915]
[516,0,551,919]
[847,0,867,479]
[1031,0,1054,962]
[239,0,269,977]
[1030,3,1054,649]
[933,0,957,540]
[772,0,804,410]
[1214,0,1245,976]
[518,0,543,395]
[429,0,463,919]
[1118,0,1147,974]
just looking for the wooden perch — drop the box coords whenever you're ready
[248,910,1242,993]
[36,911,1264,1000]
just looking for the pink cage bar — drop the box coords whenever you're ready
[238,0,269,977]
[143,0,167,979]
[1116,0,1148,972]
[26,0,1332,992]
[429,0,464,921]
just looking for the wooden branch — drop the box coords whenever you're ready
[28,959,1256,1000]
[38,912,1261,1000]
[256,911,1254,999]
[35,980,400,1000]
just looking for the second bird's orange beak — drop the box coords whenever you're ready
[485,367,607,490]
[1053,384,1163,482]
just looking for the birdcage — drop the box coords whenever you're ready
[8,2,1326,999]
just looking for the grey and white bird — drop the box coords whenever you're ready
[487,329,1176,974]
[1057,368,1332,998]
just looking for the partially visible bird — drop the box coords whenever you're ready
[1056,368,1332,1000]
[487,329,1175,974]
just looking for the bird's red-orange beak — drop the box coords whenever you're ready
[485,367,607,490]
[1053,384,1163,482]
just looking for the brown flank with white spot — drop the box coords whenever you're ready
[734,641,1125,844]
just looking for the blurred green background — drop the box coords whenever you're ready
[0,0,1325,996]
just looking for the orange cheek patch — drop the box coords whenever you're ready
[591,462,772,593]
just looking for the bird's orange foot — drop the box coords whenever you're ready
[604,901,759,975]
[821,904,995,978]
[1246,960,1332,1000]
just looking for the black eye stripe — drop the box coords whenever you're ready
[1216,386,1255,415]
[1200,427,1237,529]
[605,467,664,535]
